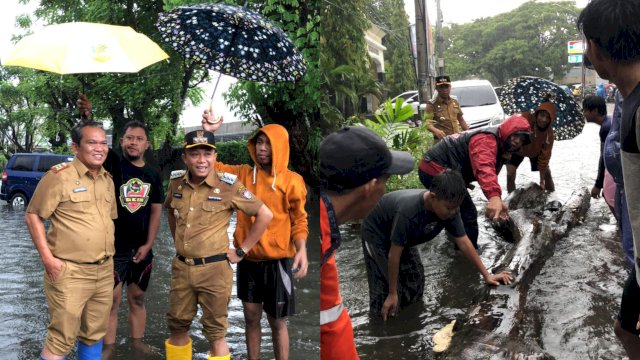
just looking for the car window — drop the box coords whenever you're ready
[37,156,68,172]
[451,85,498,107]
[10,155,35,171]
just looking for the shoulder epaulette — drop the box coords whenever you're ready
[219,172,237,185]
[170,170,186,180]
[105,171,113,178]
[50,162,70,174]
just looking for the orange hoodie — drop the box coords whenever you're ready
[517,102,556,173]
[215,124,309,261]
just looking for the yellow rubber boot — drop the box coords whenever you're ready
[208,353,230,360]
[165,339,192,360]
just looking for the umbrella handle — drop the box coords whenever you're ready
[210,72,222,101]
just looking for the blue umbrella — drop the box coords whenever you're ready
[157,2,306,97]
[499,76,584,141]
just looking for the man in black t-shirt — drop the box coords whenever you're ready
[361,170,512,320]
[78,95,164,354]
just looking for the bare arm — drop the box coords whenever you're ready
[292,238,308,279]
[227,204,273,263]
[25,212,63,280]
[381,243,404,321]
[453,236,512,285]
[134,204,162,263]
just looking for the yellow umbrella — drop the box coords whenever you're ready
[1,22,168,74]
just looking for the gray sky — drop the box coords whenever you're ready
[405,0,589,25]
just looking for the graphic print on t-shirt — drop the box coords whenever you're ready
[119,177,151,213]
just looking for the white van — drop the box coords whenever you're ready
[425,79,505,129]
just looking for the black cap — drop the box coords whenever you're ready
[184,130,216,150]
[319,126,415,192]
[435,75,451,86]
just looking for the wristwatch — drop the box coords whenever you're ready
[235,247,246,258]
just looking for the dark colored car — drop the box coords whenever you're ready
[0,153,73,208]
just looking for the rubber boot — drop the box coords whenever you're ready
[165,339,192,360]
[77,340,103,360]
[40,355,66,360]
[208,353,231,360]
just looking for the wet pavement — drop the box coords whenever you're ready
[335,120,630,359]
[0,198,320,359]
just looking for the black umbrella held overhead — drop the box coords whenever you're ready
[157,2,307,98]
[499,76,584,141]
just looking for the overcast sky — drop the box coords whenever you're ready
[406,0,589,25]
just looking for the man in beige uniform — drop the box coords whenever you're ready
[164,130,273,360]
[426,75,469,141]
[25,121,117,360]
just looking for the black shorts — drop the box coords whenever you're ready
[617,268,640,335]
[506,154,539,172]
[113,250,153,291]
[237,258,295,319]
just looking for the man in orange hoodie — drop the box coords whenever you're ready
[202,112,308,360]
[505,101,557,193]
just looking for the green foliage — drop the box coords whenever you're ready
[362,98,428,158]
[368,0,416,97]
[216,140,253,166]
[320,0,374,129]
[359,97,434,192]
[442,1,581,85]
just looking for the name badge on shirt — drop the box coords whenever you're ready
[73,187,87,193]
[208,196,222,201]
[173,192,183,198]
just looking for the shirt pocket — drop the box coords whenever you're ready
[200,201,226,225]
[170,199,188,221]
[69,191,92,212]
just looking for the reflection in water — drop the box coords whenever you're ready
[336,124,628,359]
[0,195,320,359]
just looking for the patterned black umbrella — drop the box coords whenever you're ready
[499,76,584,141]
[157,3,306,85]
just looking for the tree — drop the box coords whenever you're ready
[368,0,416,98]
[224,0,321,183]
[319,0,372,127]
[442,1,581,85]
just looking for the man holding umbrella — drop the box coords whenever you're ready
[202,112,309,360]
[164,130,273,360]
[505,99,557,193]
[77,95,164,356]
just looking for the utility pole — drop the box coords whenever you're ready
[414,0,432,107]
[435,0,444,75]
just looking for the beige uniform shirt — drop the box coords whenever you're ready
[26,158,117,263]
[427,96,464,135]
[164,170,263,258]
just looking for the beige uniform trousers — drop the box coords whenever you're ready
[44,258,114,355]
[167,257,233,342]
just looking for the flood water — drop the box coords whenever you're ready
[336,121,630,359]
[0,196,320,359]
